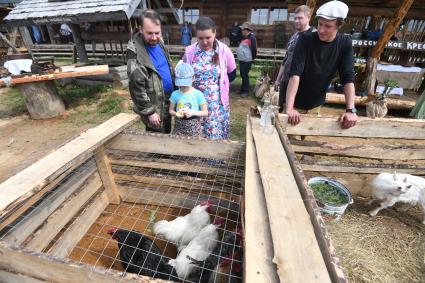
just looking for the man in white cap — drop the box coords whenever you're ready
[285,0,358,129]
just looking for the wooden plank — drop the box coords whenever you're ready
[48,190,109,258]
[0,159,84,231]
[325,92,416,110]
[0,113,139,218]
[279,114,425,139]
[275,119,349,283]
[300,163,425,175]
[108,133,243,159]
[371,0,414,58]
[303,171,376,197]
[118,186,240,220]
[109,158,244,178]
[0,270,45,283]
[0,65,109,87]
[25,173,102,252]
[95,146,120,204]
[113,172,242,195]
[250,117,331,283]
[290,140,425,160]
[0,242,166,283]
[2,166,96,246]
[244,116,279,283]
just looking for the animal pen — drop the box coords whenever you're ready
[0,113,424,282]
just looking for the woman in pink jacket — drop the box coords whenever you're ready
[183,17,237,139]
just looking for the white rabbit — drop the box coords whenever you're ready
[369,172,425,224]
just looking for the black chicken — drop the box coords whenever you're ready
[186,227,243,283]
[107,227,180,282]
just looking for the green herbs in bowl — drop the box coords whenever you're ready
[310,182,349,206]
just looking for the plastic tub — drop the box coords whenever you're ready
[308,177,354,218]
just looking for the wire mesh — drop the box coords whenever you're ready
[0,132,246,283]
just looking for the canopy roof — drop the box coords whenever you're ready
[3,0,142,26]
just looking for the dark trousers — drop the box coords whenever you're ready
[239,61,252,94]
[278,80,289,113]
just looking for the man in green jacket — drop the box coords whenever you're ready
[127,9,175,133]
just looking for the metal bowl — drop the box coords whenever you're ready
[308,177,354,217]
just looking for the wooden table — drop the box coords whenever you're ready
[0,65,109,119]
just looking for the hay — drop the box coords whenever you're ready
[324,200,425,283]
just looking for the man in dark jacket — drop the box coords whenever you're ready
[237,22,257,97]
[127,9,175,133]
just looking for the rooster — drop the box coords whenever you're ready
[107,227,180,281]
[153,201,212,249]
[187,227,243,283]
[168,218,225,280]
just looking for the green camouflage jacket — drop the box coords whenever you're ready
[127,33,175,132]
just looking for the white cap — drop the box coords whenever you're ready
[316,0,349,20]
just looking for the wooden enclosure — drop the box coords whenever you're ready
[0,113,248,282]
[1,112,424,282]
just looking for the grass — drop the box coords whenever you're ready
[57,84,111,108]
[310,182,349,206]
[0,88,27,117]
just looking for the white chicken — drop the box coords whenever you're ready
[153,200,212,248]
[168,218,224,280]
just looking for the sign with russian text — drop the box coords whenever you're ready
[352,39,425,51]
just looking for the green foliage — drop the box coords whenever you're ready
[57,84,111,107]
[230,112,246,141]
[97,96,125,115]
[310,182,349,206]
[0,88,26,117]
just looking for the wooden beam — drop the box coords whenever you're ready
[0,270,47,283]
[113,170,242,194]
[290,140,425,160]
[107,133,243,159]
[18,26,33,54]
[250,117,331,283]
[365,0,414,95]
[109,158,244,179]
[275,119,349,283]
[278,114,425,139]
[70,23,88,63]
[300,163,424,175]
[0,31,20,54]
[2,166,96,246]
[244,116,279,283]
[0,159,86,232]
[118,186,240,220]
[325,92,416,110]
[371,0,414,58]
[0,65,109,87]
[95,146,121,204]
[0,113,139,218]
[0,242,164,283]
[48,190,109,258]
[25,173,102,252]
[306,0,317,11]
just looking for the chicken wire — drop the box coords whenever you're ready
[0,132,245,283]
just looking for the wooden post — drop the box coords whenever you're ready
[306,0,317,11]
[18,26,33,54]
[366,0,414,95]
[46,25,57,44]
[17,81,66,119]
[70,23,88,63]
[94,146,121,204]
[0,31,20,54]
[6,27,19,54]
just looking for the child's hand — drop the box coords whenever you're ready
[175,110,184,118]
[184,109,194,118]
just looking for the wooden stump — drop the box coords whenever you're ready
[17,81,65,119]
